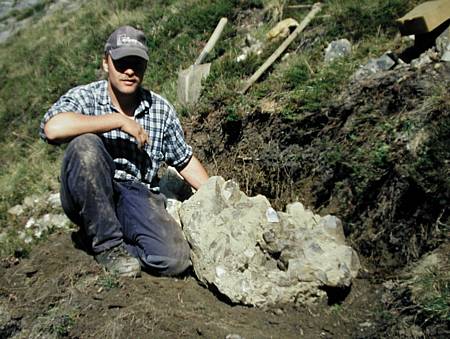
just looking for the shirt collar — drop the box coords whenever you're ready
[135,87,152,116]
[98,80,152,117]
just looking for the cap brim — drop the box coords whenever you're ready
[110,47,148,61]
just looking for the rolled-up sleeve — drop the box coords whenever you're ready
[162,112,193,169]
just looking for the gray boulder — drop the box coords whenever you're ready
[179,176,360,307]
[436,26,450,62]
[352,53,397,81]
[324,39,352,63]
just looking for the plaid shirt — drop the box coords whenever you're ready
[40,80,192,188]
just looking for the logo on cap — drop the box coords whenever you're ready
[117,34,145,48]
[105,26,149,61]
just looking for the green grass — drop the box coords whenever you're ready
[98,271,121,290]
[0,230,31,259]
[410,264,450,323]
[287,57,357,115]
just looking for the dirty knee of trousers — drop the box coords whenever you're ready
[157,254,191,277]
[159,237,191,276]
[140,246,191,277]
[60,133,120,253]
[166,252,191,276]
[65,134,112,172]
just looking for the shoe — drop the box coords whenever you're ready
[94,243,141,277]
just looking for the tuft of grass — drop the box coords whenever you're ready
[408,263,450,323]
[31,304,79,338]
[330,303,343,314]
[50,314,75,337]
[282,58,310,90]
[282,57,356,117]
[98,271,121,290]
[0,232,31,259]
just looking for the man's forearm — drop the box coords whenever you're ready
[44,112,125,143]
[179,155,209,190]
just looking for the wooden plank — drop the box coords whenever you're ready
[397,0,450,35]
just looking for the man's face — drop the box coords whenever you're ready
[103,54,147,95]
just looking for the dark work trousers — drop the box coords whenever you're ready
[60,133,190,276]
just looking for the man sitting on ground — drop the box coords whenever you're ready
[40,26,209,277]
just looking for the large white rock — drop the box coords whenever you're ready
[179,176,360,307]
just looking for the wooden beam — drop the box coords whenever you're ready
[397,0,450,35]
[240,3,322,94]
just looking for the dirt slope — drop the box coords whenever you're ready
[1,232,381,338]
[186,61,450,272]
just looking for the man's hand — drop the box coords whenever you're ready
[117,115,149,149]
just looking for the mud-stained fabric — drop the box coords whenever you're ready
[115,181,191,276]
[60,134,190,276]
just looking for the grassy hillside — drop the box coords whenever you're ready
[0,0,418,217]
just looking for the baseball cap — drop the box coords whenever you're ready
[105,26,149,61]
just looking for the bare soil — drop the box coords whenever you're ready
[1,232,381,338]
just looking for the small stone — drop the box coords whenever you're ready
[23,195,40,208]
[225,334,243,339]
[352,52,397,81]
[359,321,373,328]
[24,217,35,229]
[436,26,450,61]
[7,205,24,216]
[324,39,352,63]
[38,213,71,230]
[273,308,284,315]
[47,193,61,209]
[382,280,395,290]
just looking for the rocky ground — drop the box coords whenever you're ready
[0,0,84,43]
